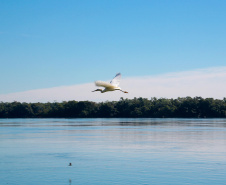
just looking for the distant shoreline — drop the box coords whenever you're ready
[0,97,225,118]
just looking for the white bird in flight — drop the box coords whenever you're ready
[92,73,128,93]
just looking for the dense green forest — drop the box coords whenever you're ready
[0,97,226,118]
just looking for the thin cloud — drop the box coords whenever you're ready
[0,67,225,102]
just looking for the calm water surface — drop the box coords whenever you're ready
[0,118,226,185]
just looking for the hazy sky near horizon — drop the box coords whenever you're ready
[1,0,226,101]
[0,67,225,102]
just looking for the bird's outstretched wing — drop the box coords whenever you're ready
[95,81,114,88]
[110,73,121,87]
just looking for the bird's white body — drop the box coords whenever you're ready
[95,81,121,92]
[92,73,128,93]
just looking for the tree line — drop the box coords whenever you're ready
[0,97,226,118]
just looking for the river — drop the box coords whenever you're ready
[1,118,226,184]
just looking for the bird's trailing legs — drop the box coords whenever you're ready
[120,90,128,93]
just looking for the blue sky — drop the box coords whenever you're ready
[1,0,226,97]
